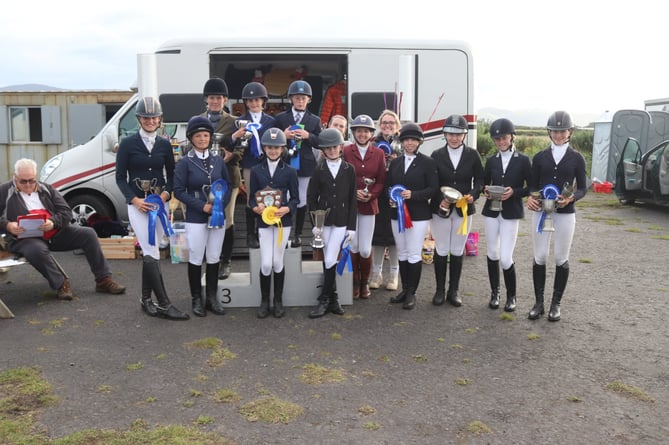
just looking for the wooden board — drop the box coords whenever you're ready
[99,237,137,260]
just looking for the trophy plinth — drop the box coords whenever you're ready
[487,185,506,212]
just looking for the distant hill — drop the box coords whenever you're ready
[477,107,598,128]
[0,84,64,92]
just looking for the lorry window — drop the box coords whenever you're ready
[118,107,139,142]
[351,92,398,121]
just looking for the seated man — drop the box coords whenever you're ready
[0,158,125,300]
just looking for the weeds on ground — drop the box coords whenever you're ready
[301,363,346,385]
[605,381,655,402]
[239,396,304,424]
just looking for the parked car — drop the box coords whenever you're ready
[615,137,669,206]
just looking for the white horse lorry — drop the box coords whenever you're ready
[39,37,475,225]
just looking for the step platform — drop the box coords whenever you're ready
[210,248,353,308]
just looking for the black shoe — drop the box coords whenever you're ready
[273,300,285,318]
[327,299,345,315]
[309,298,329,318]
[140,297,158,317]
[446,291,462,307]
[488,289,500,309]
[548,303,561,321]
[156,304,190,320]
[403,293,416,310]
[528,303,544,320]
[218,261,231,280]
[432,290,445,306]
[291,236,302,248]
[390,290,407,304]
[504,296,517,312]
[257,301,270,319]
[192,297,206,317]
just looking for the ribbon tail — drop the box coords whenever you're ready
[457,211,468,235]
[337,245,352,276]
[403,203,413,229]
[148,212,157,246]
[537,212,546,233]
[277,220,283,247]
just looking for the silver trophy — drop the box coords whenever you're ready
[235,120,252,148]
[211,132,224,157]
[561,181,574,201]
[310,209,330,249]
[438,186,463,218]
[541,195,556,232]
[201,184,214,203]
[134,178,158,197]
[486,185,506,212]
[362,177,376,196]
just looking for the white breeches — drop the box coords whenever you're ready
[531,211,575,266]
[483,215,520,270]
[431,213,472,257]
[128,204,165,260]
[392,220,429,264]
[186,222,225,265]
[258,226,292,275]
[350,213,375,258]
[322,226,347,269]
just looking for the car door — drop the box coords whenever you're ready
[619,138,643,191]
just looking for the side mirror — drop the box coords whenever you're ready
[103,124,119,153]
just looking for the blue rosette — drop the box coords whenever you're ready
[288,124,304,170]
[145,194,173,246]
[247,122,263,158]
[336,237,353,276]
[537,184,560,233]
[389,185,413,232]
[376,141,392,155]
[208,179,228,229]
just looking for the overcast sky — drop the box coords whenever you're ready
[2,0,666,126]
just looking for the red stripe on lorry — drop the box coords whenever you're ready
[52,163,116,189]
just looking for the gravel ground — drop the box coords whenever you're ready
[1,191,668,444]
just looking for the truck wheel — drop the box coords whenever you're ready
[68,195,114,226]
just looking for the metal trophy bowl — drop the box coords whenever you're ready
[211,132,224,157]
[202,184,214,203]
[438,186,463,218]
[541,197,556,232]
[362,177,376,196]
[235,120,252,147]
[487,185,506,212]
[134,178,158,197]
[561,181,574,201]
[310,209,330,249]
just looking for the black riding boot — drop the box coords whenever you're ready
[390,260,409,304]
[528,262,546,320]
[446,254,463,307]
[549,261,569,322]
[403,261,422,310]
[218,225,234,279]
[273,269,285,318]
[246,208,259,249]
[309,263,331,318]
[144,256,189,320]
[487,257,500,309]
[432,254,448,305]
[140,258,158,317]
[188,263,205,317]
[205,263,226,315]
[292,206,306,247]
[503,264,517,312]
[258,271,271,319]
[326,266,345,315]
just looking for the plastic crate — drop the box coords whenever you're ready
[592,181,613,193]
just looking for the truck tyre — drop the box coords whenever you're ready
[68,195,114,226]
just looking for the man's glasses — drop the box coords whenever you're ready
[18,179,37,185]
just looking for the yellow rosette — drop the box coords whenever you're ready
[455,197,469,235]
[262,206,283,246]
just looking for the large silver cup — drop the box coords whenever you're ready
[541,197,556,232]
[211,132,224,157]
[438,186,463,218]
[235,120,252,148]
[487,185,506,212]
[310,209,330,249]
[362,177,376,196]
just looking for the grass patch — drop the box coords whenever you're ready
[207,348,237,368]
[467,420,492,435]
[239,396,304,424]
[647,225,664,231]
[97,385,112,393]
[126,362,143,371]
[413,354,428,362]
[330,332,342,340]
[363,421,380,430]
[567,396,583,402]
[185,337,223,350]
[527,333,541,341]
[651,235,669,241]
[624,228,642,233]
[300,363,346,385]
[499,312,514,321]
[605,381,655,402]
[213,388,241,404]
[358,405,376,415]
[578,258,593,264]
[455,378,472,386]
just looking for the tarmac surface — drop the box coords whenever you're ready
[1,192,668,444]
